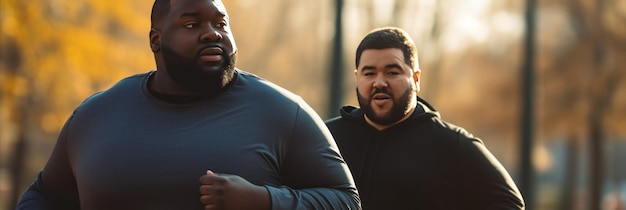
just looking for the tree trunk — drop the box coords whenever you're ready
[560,137,578,210]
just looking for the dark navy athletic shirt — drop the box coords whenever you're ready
[18,70,360,210]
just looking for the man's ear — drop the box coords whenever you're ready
[413,69,421,92]
[150,28,161,53]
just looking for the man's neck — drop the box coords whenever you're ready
[365,106,417,131]
[149,71,199,96]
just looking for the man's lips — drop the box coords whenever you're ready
[372,93,391,106]
[199,47,224,63]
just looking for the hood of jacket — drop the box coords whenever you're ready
[337,96,441,128]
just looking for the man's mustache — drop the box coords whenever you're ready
[372,88,390,96]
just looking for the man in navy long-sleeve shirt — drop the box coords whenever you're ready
[17,0,360,209]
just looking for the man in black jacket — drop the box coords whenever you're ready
[326,27,524,210]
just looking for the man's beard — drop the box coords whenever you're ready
[357,87,414,125]
[161,45,237,95]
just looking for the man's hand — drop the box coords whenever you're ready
[199,170,271,210]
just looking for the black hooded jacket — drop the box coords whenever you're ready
[326,97,525,210]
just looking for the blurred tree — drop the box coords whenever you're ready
[572,0,625,208]
[537,0,626,209]
[328,0,345,118]
[1,0,153,208]
[519,0,537,209]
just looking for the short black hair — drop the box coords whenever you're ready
[355,27,418,71]
[151,0,171,28]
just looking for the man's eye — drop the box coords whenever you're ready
[363,72,375,76]
[387,72,400,75]
[215,22,227,29]
[184,23,198,29]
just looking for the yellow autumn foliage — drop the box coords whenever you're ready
[1,0,154,134]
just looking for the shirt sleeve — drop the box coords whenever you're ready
[16,172,53,210]
[266,102,361,210]
[456,131,525,210]
[16,115,81,210]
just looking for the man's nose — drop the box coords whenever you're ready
[200,26,223,42]
[372,75,388,89]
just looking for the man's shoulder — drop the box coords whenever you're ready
[422,118,482,145]
[98,71,150,94]
[324,107,366,138]
[235,70,303,104]
[76,71,149,109]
